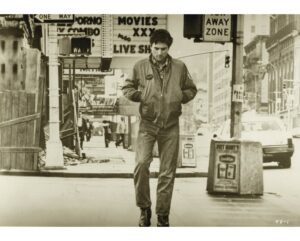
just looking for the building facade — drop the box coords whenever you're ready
[211,44,232,129]
[265,14,300,129]
[0,15,35,90]
[244,35,270,113]
[244,15,270,46]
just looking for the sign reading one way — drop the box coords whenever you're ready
[203,15,232,42]
[34,14,74,23]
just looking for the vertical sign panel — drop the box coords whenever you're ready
[213,142,240,193]
[181,136,196,167]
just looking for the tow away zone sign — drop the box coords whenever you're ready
[203,15,232,42]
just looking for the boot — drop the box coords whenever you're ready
[157,215,169,227]
[138,208,151,227]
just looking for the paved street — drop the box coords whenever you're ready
[1,142,300,227]
[1,139,300,227]
[0,176,298,227]
[0,140,300,241]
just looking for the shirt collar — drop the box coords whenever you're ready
[151,55,170,69]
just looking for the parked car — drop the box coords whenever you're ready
[214,114,294,168]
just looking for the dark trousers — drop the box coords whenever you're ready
[104,133,111,148]
[79,131,85,149]
[86,130,92,141]
[116,133,125,148]
[134,120,179,216]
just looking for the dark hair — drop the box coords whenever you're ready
[150,29,173,47]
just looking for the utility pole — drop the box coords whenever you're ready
[45,23,64,169]
[230,15,244,138]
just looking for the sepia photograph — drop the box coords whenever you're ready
[1,1,300,240]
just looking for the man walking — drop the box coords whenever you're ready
[85,119,93,142]
[77,112,87,149]
[102,120,111,148]
[115,116,126,148]
[122,29,197,227]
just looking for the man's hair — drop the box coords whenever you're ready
[150,29,173,47]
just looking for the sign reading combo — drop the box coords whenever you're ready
[113,15,167,56]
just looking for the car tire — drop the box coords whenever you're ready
[278,158,291,168]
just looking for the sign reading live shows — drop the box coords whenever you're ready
[113,15,167,56]
[203,15,232,42]
[57,15,102,56]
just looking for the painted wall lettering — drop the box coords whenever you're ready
[113,15,167,56]
[117,16,158,26]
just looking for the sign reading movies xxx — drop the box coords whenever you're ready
[203,15,232,42]
[34,14,74,23]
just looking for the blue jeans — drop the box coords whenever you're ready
[134,120,179,216]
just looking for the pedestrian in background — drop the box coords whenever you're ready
[115,116,126,148]
[102,120,112,148]
[85,119,94,142]
[122,29,197,227]
[77,112,87,149]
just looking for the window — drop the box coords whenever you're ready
[270,21,275,35]
[13,41,18,51]
[251,25,255,33]
[1,40,5,51]
[1,64,5,74]
[13,64,18,74]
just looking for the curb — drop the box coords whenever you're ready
[0,170,208,178]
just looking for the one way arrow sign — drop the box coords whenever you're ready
[34,14,74,23]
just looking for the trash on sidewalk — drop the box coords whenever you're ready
[38,146,114,169]
[85,157,111,164]
[63,146,82,166]
[38,150,46,169]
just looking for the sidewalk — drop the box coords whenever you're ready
[1,175,300,227]
[1,137,300,227]
[0,136,209,178]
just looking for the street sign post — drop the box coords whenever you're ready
[183,14,233,43]
[230,15,243,138]
[34,14,74,23]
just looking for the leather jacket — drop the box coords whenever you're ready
[122,55,197,128]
